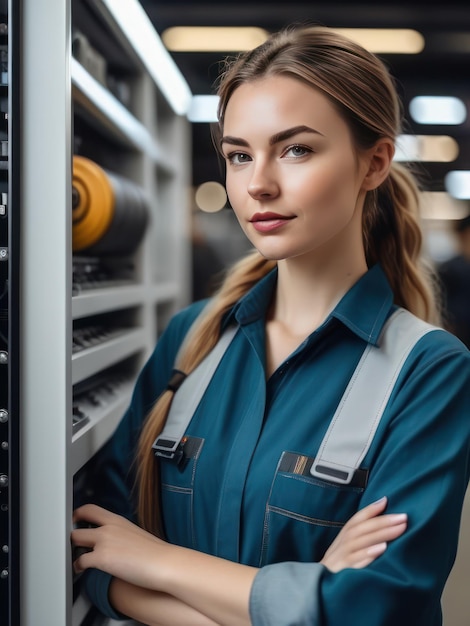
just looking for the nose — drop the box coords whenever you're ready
[247,161,280,200]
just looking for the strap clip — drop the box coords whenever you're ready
[152,436,184,464]
[310,461,355,485]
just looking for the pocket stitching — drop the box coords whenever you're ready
[259,450,363,567]
[267,504,345,528]
[160,437,205,549]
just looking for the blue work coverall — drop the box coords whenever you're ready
[82,264,470,625]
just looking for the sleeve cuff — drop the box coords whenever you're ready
[249,562,325,626]
[81,569,126,621]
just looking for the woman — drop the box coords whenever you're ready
[72,26,470,625]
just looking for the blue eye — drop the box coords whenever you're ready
[227,152,252,165]
[284,145,311,158]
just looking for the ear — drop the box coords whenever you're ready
[361,138,395,191]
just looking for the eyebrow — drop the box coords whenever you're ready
[220,125,324,149]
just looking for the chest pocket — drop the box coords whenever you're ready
[160,436,204,548]
[260,451,368,567]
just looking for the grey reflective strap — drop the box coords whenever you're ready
[311,308,437,485]
[152,325,239,459]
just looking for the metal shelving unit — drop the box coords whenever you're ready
[14,1,192,624]
[72,284,147,319]
[71,57,171,169]
[71,328,148,384]
[71,378,134,475]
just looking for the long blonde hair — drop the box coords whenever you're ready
[137,25,441,534]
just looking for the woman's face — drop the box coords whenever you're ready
[221,75,372,264]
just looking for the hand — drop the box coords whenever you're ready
[72,504,255,626]
[72,504,169,590]
[320,496,407,573]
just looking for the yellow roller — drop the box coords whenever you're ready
[72,156,115,252]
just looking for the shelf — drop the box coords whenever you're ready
[71,58,176,174]
[72,284,146,319]
[152,280,181,304]
[72,328,147,385]
[71,379,134,474]
[71,281,181,320]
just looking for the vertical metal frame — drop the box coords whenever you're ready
[8,1,22,624]
[19,0,72,624]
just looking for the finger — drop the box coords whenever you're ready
[357,519,407,549]
[73,503,108,524]
[73,547,96,574]
[348,544,388,569]
[342,511,407,544]
[346,521,407,564]
[73,504,145,537]
[71,527,99,548]
[366,541,388,557]
[339,540,389,571]
[73,504,128,529]
[348,514,408,548]
[345,497,388,528]
[342,523,407,561]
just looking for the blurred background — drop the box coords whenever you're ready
[142,0,470,189]
[74,0,470,265]
[140,0,470,320]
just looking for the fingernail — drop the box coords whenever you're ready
[390,513,407,524]
[367,542,387,556]
[371,496,387,506]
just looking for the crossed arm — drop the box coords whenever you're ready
[72,496,406,626]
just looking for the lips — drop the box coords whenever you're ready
[249,212,294,233]
[250,212,292,223]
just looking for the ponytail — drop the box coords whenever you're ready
[136,251,275,534]
[364,162,441,325]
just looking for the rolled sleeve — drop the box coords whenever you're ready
[250,562,325,626]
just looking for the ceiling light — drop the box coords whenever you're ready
[409,96,467,125]
[100,0,192,115]
[394,134,459,162]
[445,171,470,199]
[162,27,269,52]
[333,29,424,54]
